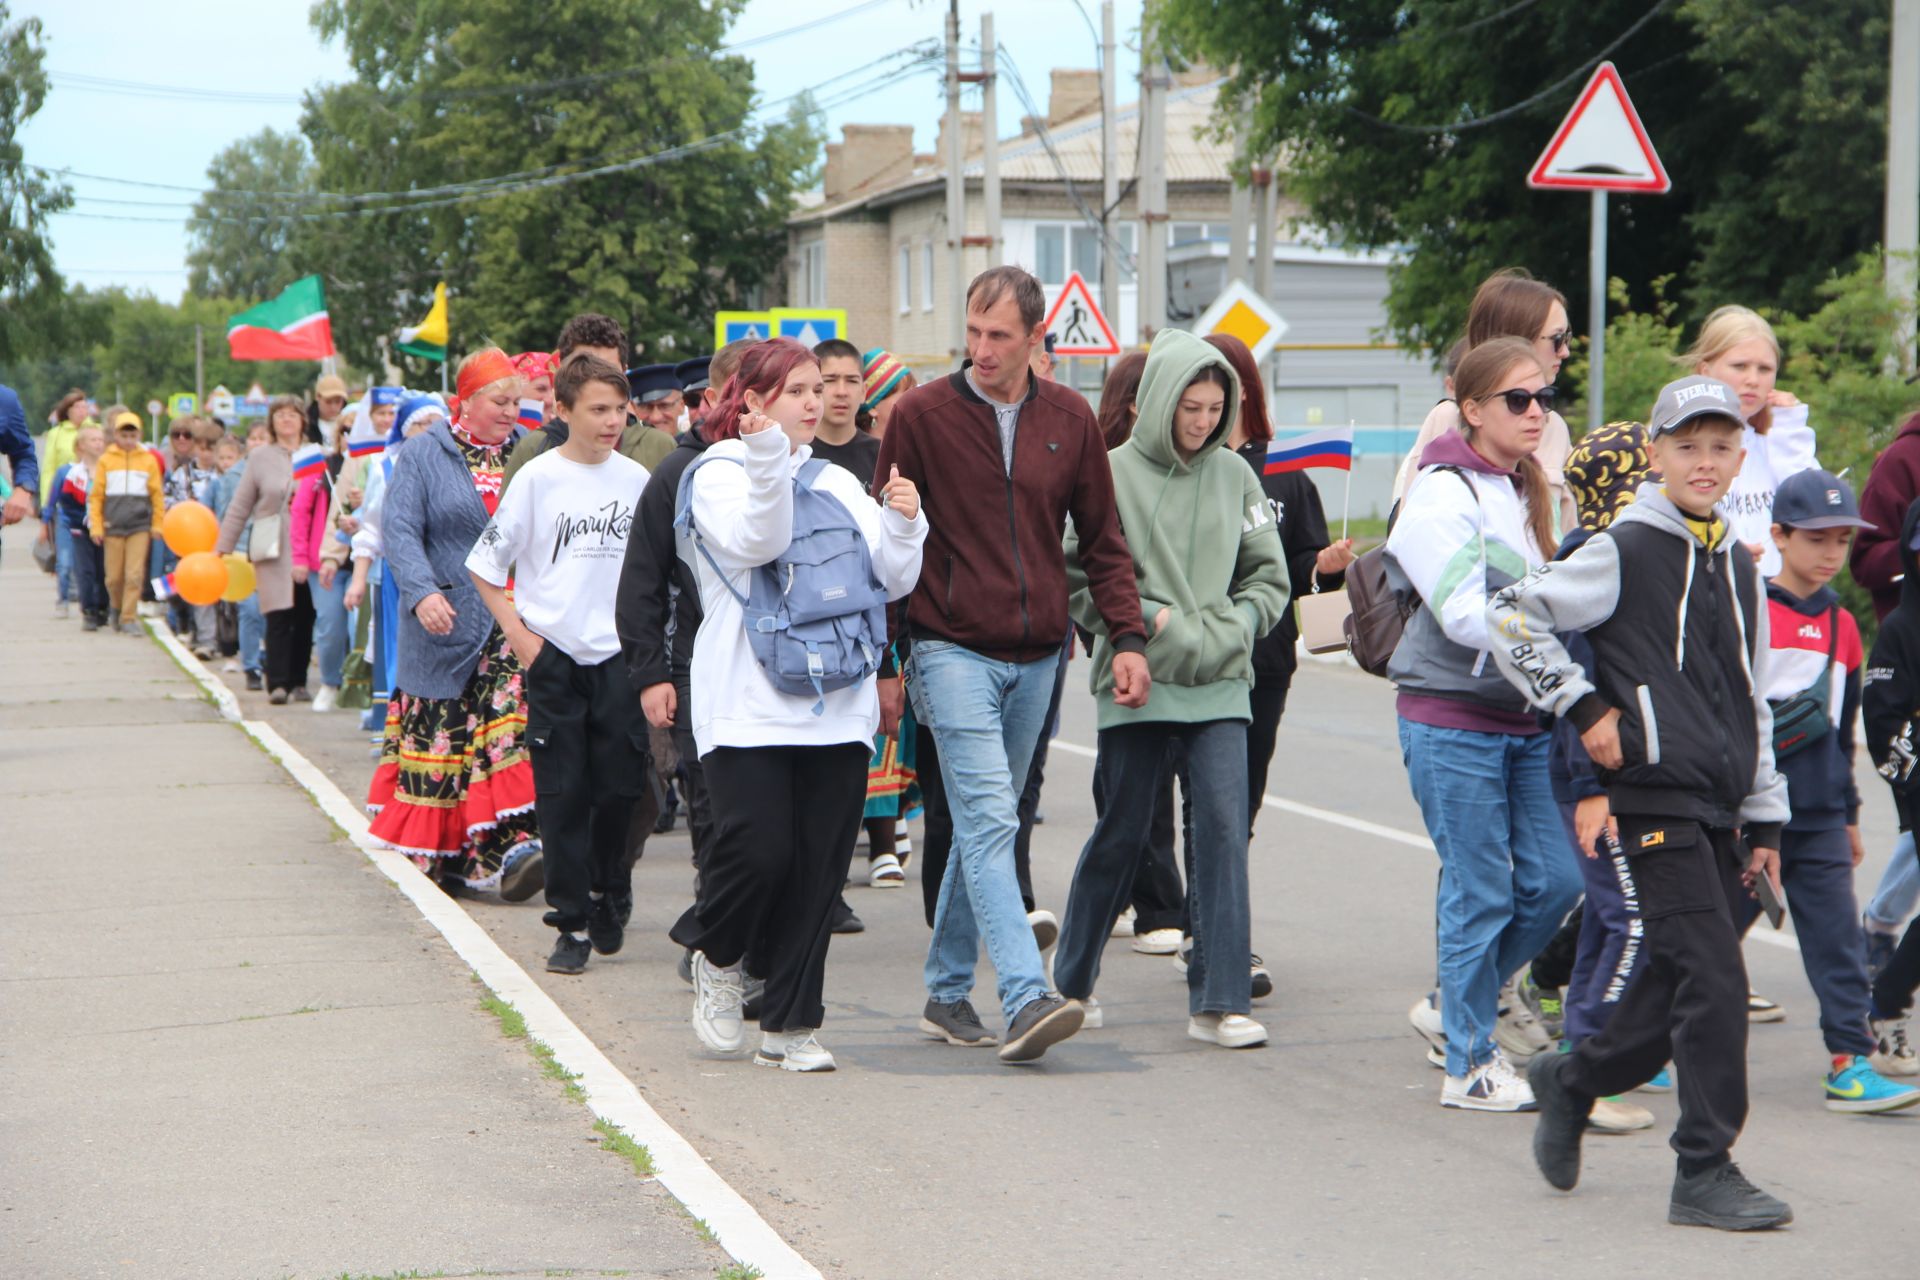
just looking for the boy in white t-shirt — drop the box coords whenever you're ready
[468,354,652,975]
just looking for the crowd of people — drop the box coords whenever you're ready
[8,259,1920,1234]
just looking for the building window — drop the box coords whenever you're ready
[921,242,934,312]
[1171,222,1232,248]
[1033,220,1136,287]
[799,241,826,308]
[898,245,912,313]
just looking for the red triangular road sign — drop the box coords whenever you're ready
[1043,271,1121,356]
[1527,62,1670,193]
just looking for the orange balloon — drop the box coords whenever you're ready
[174,550,229,606]
[162,500,220,557]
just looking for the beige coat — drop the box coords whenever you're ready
[215,444,297,613]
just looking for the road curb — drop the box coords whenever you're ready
[143,618,824,1280]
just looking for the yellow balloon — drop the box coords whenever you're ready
[220,553,256,603]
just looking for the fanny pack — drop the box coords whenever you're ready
[1768,605,1837,760]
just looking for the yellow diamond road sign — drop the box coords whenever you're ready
[1192,281,1288,363]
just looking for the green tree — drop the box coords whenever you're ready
[186,128,318,300]
[299,0,821,369]
[0,3,72,366]
[1154,0,1890,393]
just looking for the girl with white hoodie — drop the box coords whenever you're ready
[674,337,927,1073]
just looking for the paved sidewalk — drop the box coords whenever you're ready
[0,527,728,1280]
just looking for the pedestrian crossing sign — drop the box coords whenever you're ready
[714,311,777,350]
[1043,272,1121,357]
[771,308,848,348]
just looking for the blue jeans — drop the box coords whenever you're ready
[1867,830,1920,930]
[238,596,266,674]
[1056,719,1251,1015]
[1559,800,1644,1044]
[910,640,1059,1024]
[1399,719,1582,1076]
[52,508,74,602]
[310,567,351,689]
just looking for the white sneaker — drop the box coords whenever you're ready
[1188,1012,1268,1048]
[55,601,71,618]
[1110,906,1137,939]
[691,952,745,1053]
[1132,926,1183,955]
[222,659,240,673]
[1409,991,1447,1069]
[1494,980,1553,1063]
[311,684,340,713]
[1027,908,1059,952]
[754,1029,835,1072]
[1442,1052,1537,1112]
[1081,996,1104,1029]
[1588,1096,1656,1133]
[1873,1015,1918,1076]
[1748,989,1786,1023]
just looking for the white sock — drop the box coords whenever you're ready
[569,930,589,942]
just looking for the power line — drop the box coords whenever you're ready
[1343,0,1672,134]
[45,0,898,107]
[47,60,941,226]
[34,45,939,210]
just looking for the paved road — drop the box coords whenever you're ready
[227,592,1917,1274]
[0,529,727,1280]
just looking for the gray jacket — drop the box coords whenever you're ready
[383,421,524,700]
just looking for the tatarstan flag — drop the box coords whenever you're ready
[227,276,336,360]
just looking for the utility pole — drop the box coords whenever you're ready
[981,13,1001,267]
[1589,192,1609,429]
[1226,116,1252,287]
[1137,32,1168,342]
[1890,0,1919,372]
[1251,159,1276,301]
[1100,0,1119,331]
[194,323,204,404]
[944,0,965,368]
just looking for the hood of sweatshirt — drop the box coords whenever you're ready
[1126,328,1239,474]
[1766,579,1840,617]
[1901,495,1920,610]
[1609,482,1726,548]
[1417,423,1512,478]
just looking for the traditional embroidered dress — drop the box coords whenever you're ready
[366,418,538,887]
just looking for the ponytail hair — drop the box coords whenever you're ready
[1452,336,1557,557]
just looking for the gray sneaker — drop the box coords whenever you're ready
[920,998,997,1047]
[998,994,1084,1063]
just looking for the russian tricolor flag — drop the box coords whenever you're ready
[348,437,386,458]
[290,442,328,480]
[150,573,174,600]
[517,398,545,430]
[1264,426,1354,476]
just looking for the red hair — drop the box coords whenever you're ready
[702,337,819,442]
[1204,332,1272,443]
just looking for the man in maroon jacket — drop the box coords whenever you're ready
[1853,408,1920,622]
[875,266,1150,1063]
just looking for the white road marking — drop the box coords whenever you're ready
[144,620,822,1280]
[1050,738,1803,954]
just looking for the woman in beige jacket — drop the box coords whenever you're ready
[215,396,306,701]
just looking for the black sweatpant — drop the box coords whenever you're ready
[1530,904,1586,992]
[673,742,869,1032]
[1094,746,1188,935]
[1872,915,1920,1018]
[525,644,650,933]
[672,673,717,889]
[1245,676,1290,832]
[1562,815,1751,1166]
[265,582,315,693]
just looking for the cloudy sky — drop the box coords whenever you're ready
[21,0,1146,302]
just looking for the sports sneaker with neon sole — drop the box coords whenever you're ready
[1638,1065,1675,1094]
[1824,1054,1920,1113]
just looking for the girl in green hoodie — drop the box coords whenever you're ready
[1057,329,1290,1047]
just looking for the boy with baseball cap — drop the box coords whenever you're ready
[1487,375,1795,1229]
[1749,468,1919,1112]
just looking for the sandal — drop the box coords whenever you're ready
[868,852,905,888]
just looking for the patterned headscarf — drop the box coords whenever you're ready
[1564,420,1658,533]
[861,348,909,413]
[512,350,558,384]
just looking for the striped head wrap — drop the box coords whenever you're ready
[861,348,909,413]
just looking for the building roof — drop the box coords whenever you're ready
[791,79,1234,225]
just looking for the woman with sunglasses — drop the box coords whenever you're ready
[1386,337,1584,1112]
[1393,269,1578,535]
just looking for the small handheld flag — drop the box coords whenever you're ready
[517,398,545,430]
[348,436,387,459]
[150,573,174,601]
[290,442,328,481]
[1265,426,1354,476]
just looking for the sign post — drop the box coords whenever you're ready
[1527,62,1670,430]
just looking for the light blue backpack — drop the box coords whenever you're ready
[674,454,889,713]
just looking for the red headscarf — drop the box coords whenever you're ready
[455,347,518,403]
[512,350,558,383]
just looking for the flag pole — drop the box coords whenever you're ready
[1342,419,1354,543]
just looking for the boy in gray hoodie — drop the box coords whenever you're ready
[1487,375,1792,1231]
